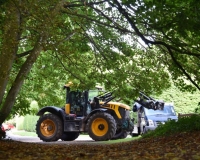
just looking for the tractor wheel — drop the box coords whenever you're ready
[112,129,128,140]
[86,112,116,141]
[61,132,79,141]
[36,114,63,142]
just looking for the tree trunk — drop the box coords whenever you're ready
[0,2,21,105]
[0,1,62,124]
[0,37,44,124]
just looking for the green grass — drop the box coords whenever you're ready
[100,136,141,144]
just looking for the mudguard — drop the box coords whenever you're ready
[36,106,66,121]
[85,108,108,121]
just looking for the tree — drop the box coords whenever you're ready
[0,0,81,122]
[0,0,199,124]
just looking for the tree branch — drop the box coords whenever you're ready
[63,0,107,8]
[61,10,133,34]
[17,49,34,58]
[166,46,200,90]
[110,0,200,90]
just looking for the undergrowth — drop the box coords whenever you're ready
[142,114,200,138]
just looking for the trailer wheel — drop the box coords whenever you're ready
[86,112,116,141]
[36,114,63,142]
[112,129,128,140]
[61,132,79,141]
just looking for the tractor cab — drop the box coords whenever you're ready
[63,83,91,117]
[63,82,106,117]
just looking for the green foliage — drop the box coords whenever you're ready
[1,0,200,124]
[101,136,140,144]
[30,101,39,115]
[129,111,138,124]
[16,117,24,130]
[154,84,199,114]
[121,0,200,92]
[142,115,200,139]
[195,106,200,113]
[194,100,200,113]
[23,115,39,132]
[16,115,39,132]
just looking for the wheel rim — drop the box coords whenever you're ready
[91,118,108,136]
[40,119,56,137]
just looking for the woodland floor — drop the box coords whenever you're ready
[0,131,200,160]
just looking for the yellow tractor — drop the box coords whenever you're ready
[35,83,135,141]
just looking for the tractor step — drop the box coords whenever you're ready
[64,119,82,132]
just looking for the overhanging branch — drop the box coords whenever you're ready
[17,49,34,58]
[110,0,200,90]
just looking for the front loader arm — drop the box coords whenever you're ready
[93,91,115,107]
[135,92,164,110]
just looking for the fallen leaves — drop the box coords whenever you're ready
[0,131,200,160]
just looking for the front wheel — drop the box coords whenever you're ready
[86,112,116,141]
[36,114,63,142]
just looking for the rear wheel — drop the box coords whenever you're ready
[112,129,128,140]
[36,114,63,142]
[61,132,79,141]
[86,112,116,141]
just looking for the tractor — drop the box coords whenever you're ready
[35,83,164,142]
[35,82,135,142]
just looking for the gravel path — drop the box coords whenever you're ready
[5,130,95,144]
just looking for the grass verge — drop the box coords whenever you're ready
[100,136,141,144]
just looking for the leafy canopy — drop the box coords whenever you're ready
[0,0,199,119]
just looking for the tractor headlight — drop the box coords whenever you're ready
[147,119,154,126]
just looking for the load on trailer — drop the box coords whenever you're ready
[133,92,177,135]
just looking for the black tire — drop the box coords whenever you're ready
[86,112,116,141]
[112,129,128,140]
[138,127,141,135]
[36,114,63,142]
[61,132,79,141]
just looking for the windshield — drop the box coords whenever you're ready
[89,90,99,100]
[89,90,106,100]
[144,105,176,116]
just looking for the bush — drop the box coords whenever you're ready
[16,115,39,132]
[142,114,200,139]
[16,116,24,130]
[23,115,39,132]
